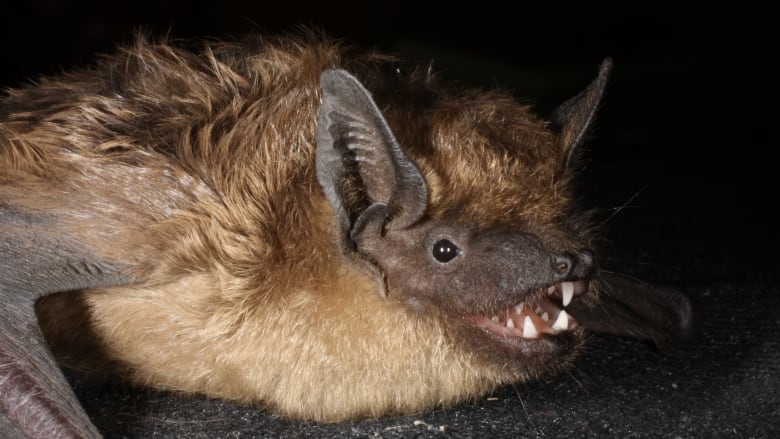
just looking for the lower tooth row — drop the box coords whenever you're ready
[523,316,538,338]
[500,311,570,338]
[498,316,539,338]
[552,310,569,331]
[493,307,572,338]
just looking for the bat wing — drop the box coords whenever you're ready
[569,271,698,350]
[1,206,132,438]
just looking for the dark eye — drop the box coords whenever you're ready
[432,239,460,263]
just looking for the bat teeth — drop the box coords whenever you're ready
[522,316,538,338]
[474,295,579,340]
[547,279,589,307]
[552,310,569,331]
[561,282,575,306]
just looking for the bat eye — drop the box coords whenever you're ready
[432,239,460,263]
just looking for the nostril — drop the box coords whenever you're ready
[551,253,574,277]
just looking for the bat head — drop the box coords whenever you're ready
[315,59,688,377]
[315,61,611,373]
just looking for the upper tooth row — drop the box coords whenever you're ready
[561,281,575,306]
[513,302,543,314]
[549,281,577,306]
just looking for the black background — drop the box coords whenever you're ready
[2,3,776,171]
[2,3,779,437]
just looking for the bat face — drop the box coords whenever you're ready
[359,214,593,369]
[1,34,695,437]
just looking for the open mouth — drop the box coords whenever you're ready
[468,280,589,339]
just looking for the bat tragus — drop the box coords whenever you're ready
[0,32,694,438]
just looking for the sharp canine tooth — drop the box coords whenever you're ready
[562,282,574,306]
[506,318,515,328]
[541,312,549,322]
[523,316,538,338]
[552,310,569,331]
[514,303,524,314]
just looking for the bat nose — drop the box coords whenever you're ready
[551,250,595,280]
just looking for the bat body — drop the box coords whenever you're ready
[0,32,693,438]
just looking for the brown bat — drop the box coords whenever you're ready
[0,32,694,438]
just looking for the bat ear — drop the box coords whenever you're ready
[551,58,613,170]
[316,69,428,246]
[568,272,699,351]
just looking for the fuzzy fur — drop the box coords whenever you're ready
[3,31,599,422]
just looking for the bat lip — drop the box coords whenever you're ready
[474,323,584,359]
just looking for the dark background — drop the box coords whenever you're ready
[2,3,776,170]
[2,3,779,437]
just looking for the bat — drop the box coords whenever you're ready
[0,31,695,438]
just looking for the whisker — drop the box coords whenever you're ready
[596,185,648,227]
[510,384,537,433]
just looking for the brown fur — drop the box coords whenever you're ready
[3,31,597,421]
